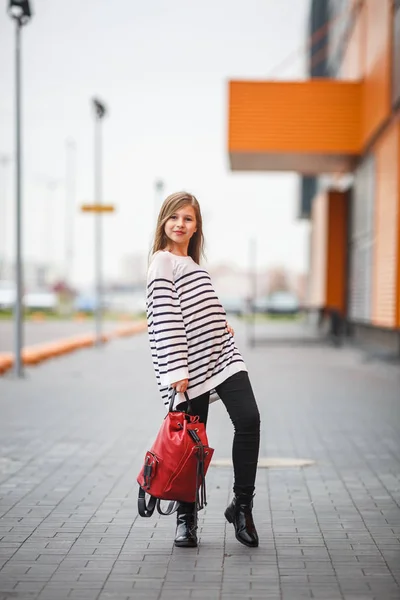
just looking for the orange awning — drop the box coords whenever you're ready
[228,79,363,174]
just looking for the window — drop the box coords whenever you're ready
[327,0,356,77]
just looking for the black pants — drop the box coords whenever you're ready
[177,370,260,496]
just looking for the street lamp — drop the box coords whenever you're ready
[0,155,11,279]
[7,0,33,377]
[92,97,107,345]
[8,0,31,22]
[247,237,258,348]
[43,179,61,283]
[154,179,164,221]
[65,138,76,289]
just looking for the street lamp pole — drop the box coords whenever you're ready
[92,98,107,346]
[154,179,164,222]
[7,0,33,378]
[65,138,76,289]
[0,155,11,279]
[247,237,257,348]
[44,179,60,282]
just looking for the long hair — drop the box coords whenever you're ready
[151,191,205,264]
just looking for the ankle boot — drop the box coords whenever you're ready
[174,502,198,547]
[224,494,259,548]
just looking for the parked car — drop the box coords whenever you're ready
[220,296,246,317]
[104,291,146,315]
[73,293,110,313]
[24,290,58,312]
[265,292,300,316]
[252,297,270,314]
[0,280,16,310]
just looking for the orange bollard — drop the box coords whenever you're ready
[31,311,46,322]
[0,353,14,374]
[0,319,147,376]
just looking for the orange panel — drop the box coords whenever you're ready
[362,0,391,144]
[326,192,348,314]
[227,1,393,174]
[229,80,363,165]
[308,190,348,311]
[372,121,400,327]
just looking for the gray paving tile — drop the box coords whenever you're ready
[0,331,399,599]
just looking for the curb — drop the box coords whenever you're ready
[0,321,147,376]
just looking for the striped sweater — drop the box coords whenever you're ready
[147,250,247,408]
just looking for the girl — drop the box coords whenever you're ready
[146,191,260,548]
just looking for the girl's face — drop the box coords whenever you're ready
[164,204,197,251]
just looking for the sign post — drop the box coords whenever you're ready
[81,202,115,345]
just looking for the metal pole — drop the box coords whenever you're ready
[14,18,23,377]
[94,116,103,345]
[247,237,257,348]
[0,156,11,279]
[44,180,58,282]
[154,179,164,222]
[65,139,76,288]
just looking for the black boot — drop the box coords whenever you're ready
[224,493,259,548]
[174,502,198,548]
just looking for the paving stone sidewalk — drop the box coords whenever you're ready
[0,325,399,600]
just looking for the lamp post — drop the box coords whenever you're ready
[92,98,107,346]
[43,179,60,284]
[247,237,257,348]
[0,155,11,279]
[154,179,164,222]
[7,0,33,378]
[65,138,76,289]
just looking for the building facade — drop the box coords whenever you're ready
[228,0,400,353]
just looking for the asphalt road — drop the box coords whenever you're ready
[0,317,318,354]
[0,320,134,353]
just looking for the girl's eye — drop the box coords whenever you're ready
[185,217,192,222]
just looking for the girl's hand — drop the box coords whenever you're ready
[226,322,235,336]
[171,378,189,393]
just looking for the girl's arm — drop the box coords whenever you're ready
[147,252,189,387]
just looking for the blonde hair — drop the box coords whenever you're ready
[151,191,205,264]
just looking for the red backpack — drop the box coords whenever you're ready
[137,392,214,517]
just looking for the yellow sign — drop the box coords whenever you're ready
[81,204,115,213]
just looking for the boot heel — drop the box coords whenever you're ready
[224,507,233,523]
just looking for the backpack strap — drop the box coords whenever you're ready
[138,485,157,517]
[156,499,179,516]
[138,486,178,517]
[168,389,191,413]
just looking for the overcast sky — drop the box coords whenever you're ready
[0,0,310,286]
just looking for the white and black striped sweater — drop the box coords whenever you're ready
[147,250,247,409]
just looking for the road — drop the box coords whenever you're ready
[0,323,399,599]
[0,320,135,353]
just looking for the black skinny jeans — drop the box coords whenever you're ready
[177,370,260,497]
